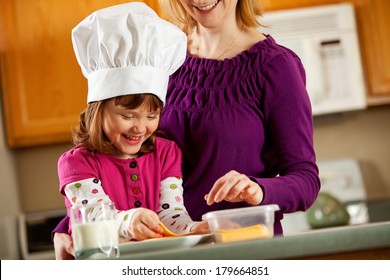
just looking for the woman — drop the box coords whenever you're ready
[53,0,320,259]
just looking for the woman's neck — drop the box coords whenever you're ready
[190,21,240,59]
[189,23,265,60]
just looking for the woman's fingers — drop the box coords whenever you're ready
[206,170,244,204]
[205,170,263,206]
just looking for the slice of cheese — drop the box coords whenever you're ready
[159,222,193,237]
[216,224,270,243]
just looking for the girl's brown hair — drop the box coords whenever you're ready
[158,0,264,35]
[72,94,163,156]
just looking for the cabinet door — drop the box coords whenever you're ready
[355,0,390,104]
[0,0,161,148]
[262,0,346,11]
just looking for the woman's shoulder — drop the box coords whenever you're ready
[248,35,301,62]
[240,35,304,79]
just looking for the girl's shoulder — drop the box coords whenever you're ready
[57,146,100,185]
[155,136,179,150]
[60,146,93,160]
[58,146,99,168]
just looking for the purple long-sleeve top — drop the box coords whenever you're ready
[160,35,320,236]
[53,35,320,237]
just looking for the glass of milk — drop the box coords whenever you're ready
[70,202,119,259]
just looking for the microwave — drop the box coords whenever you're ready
[260,3,367,115]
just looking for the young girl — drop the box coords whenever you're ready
[58,2,207,242]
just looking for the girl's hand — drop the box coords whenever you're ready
[205,170,263,206]
[130,209,164,240]
[190,220,210,234]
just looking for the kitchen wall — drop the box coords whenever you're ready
[313,104,390,200]
[9,104,390,214]
[0,98,21,259]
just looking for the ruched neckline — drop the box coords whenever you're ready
[185,35,276,69]
[166,35,280,110]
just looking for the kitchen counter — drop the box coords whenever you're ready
[104,221,390,260]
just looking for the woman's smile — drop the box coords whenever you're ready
[194,0,221,11]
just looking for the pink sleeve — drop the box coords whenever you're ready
[58,147,99,196]
[158,139,183,180]
[58,148,100,231]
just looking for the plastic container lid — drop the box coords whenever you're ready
[202,204,280,220]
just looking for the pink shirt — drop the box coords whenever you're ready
[58,137,182,218]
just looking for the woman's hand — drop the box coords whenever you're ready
[205,170,264,206]
[130,208,164,240]
[53,232,75,260]
[190,220,210,234]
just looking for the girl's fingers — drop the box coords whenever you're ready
[133,223,163,240]
[131,210,164,240]
[143,217,163,234]
[191,221,210,234]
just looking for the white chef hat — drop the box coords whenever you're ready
[71,2,187,103]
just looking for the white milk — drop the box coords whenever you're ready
[72,220,118,252]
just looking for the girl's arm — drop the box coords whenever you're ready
[63,178,138,240]
[158,177,198,234]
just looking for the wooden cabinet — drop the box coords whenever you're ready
[0,0,162,148]
[0,0,389,148]
[262,0,390,105]
[354,0,390,105]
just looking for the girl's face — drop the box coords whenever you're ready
[102,99,160,159]
[179,0,238,28]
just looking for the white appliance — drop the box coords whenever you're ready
[282,158,369,236]
[261,3,367,115]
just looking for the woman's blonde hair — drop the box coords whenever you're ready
[73,94,163,156]
[158,0,264,35]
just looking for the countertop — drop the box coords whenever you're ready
[103,221,390,260]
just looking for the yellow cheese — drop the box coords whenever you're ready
[216,224,270,243]
[159,222,193,237]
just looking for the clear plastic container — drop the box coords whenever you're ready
[202,204,280,243]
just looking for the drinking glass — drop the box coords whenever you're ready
[70,202,119,259]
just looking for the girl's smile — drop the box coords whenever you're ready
[102,99,160,159]
[122,134,142,145]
